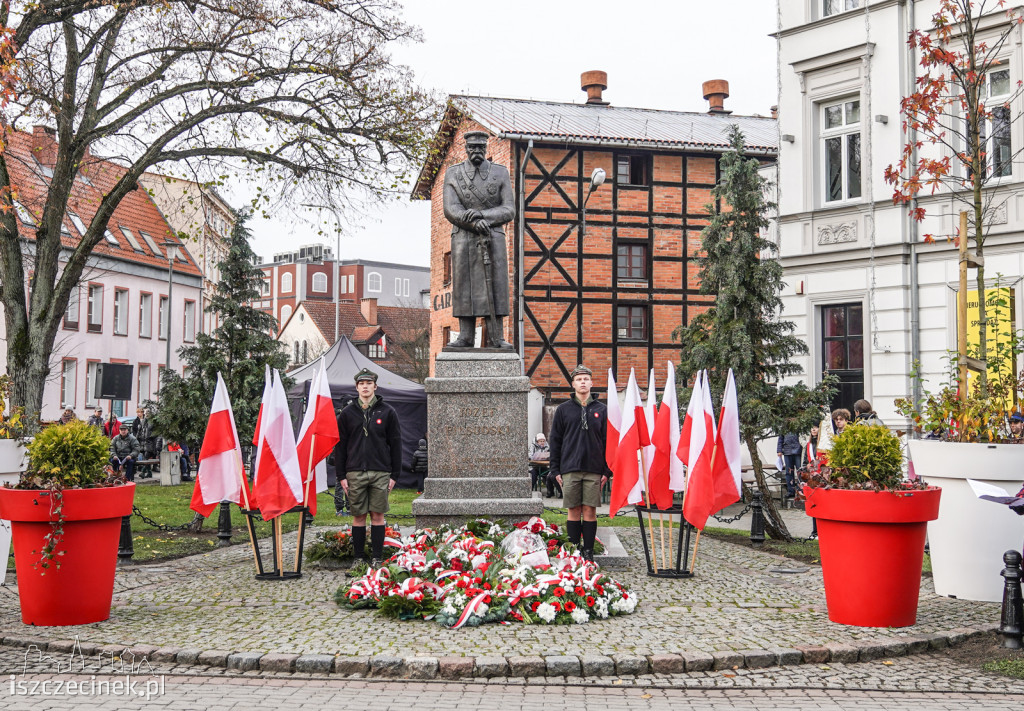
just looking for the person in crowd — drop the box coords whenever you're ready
[852,399,885,427]
[166,441,192,481]
[59,408,77,424]
[131,407,158,459]
[776,430,801,499]
[803,424,819,467]
[102,409,121,439]
[109,428,142,481]
[529,432,550,492]
[832,408,851,436]
[333,368,403,573]
[549,364,610,562]
[87,407,104,429]
[411,438,428,494]
[1008,412,1024,442]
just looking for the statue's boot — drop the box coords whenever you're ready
[449,318,476,348]
[490,317,514,350]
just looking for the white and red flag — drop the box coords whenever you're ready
[683,370,718,530]
[605,368,621,472]
[609,369,644,516]
[701,369,717,443]
[190,373,247,517]
[650,364,684,509]
[295,359,340,516]
[253,369,303,520]
[709,369,743,512]
[252,364,271,447]
[642,369,657,484]
[676,370,704,466]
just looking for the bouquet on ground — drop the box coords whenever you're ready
[334,517,634,628]
[306,524,403,564]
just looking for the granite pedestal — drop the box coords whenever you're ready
[412,351,543,528]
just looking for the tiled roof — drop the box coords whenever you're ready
[413,95,778,198]
[295,300,428,372]
[5,128,201,276]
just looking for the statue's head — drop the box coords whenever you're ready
[464,131,489,166]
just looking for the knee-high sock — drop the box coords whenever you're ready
[581,520,597,552]
[351,525,367,560]
[370,524,385,560]
[566,519,582,546]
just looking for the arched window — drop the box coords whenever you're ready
[367,272,382,293]
[302,341,308,362]
[312,272,327,293]
[293,341,299,363]
[280,304,292,327]
[281,272,293,293]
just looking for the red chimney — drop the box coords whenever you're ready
[702,80,731,115]
[581,71,609,106]
[360,297,377,326]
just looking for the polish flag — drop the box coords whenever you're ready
[253,369,303,520]
[701,370,718,442]
[605,369,621,471]
[642,369,657,486]
[649,364,684,509]
[609,369,644,516]
[683,370,718,530]
[190,373,245,517]
[676,371,704,466]
[252,364,271,447]
[709,369,743,512]
[295,359,340,516]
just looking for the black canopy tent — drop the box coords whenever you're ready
[287,336,427,489]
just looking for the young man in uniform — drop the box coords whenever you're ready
[549,364,610,561]
[334,368,403,572]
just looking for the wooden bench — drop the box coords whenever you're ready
[136,458,159,479]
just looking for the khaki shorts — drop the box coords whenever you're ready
[346,470,391,516]
[561,471,602,509]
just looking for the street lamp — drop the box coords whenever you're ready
[576,168,607,359]
[163,240,179,374]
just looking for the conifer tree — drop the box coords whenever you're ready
[151,214,289,449]
[674,126,835,541]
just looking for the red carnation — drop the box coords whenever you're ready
[552,601,561,611]
[483,595,491,604]
[586,596,596,607]
[574,586,585,596]
[530,601,540,611]
[483,582,492,590]
[552,587,565,597]
[565,601,577,612]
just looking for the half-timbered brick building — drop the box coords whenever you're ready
[413,74,777,403]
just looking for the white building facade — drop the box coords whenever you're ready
[775,0,1024,420]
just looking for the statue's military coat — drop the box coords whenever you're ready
[442,158,514,318]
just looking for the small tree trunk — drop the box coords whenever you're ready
[745,437,792,541]
[187,512,206,533]
[6,323,50,432]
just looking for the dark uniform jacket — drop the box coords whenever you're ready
[549,395,612,478]
[776,434,801,455]
[110,432,141,460]
[333,396,404,481]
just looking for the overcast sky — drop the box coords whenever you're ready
[244,1,780,266]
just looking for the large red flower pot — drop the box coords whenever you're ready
[804,486,941,628]
[0,484,135,626]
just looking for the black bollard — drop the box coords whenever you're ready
[1000,549,1023,649]
[304,510,314,526]
[117,515,134,561]
[217,502,233,546]
[750,491,765,547]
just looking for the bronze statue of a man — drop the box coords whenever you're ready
[442,131,514,349]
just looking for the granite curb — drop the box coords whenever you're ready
[0,625,998,680]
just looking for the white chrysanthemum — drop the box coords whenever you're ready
[571,607,589,624]
[477,603,489,616]
[441,602,457,615]
[594,601,609,619]
[488,524,503,536]
[536,602,557,623]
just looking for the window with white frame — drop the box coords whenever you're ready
[159,296,168,340]
[280,304,292,327]
[113,288,128,335]
[823,0,861,17]
[367,272,381,292]
[293,340,300,363]
[85,361,99,407]
[368,338,386,359]
[64,286,80,329]
[138,363,150,403]
[281,272,293,293]
[261,277,271,296]
[119,225,143,252]
[395,277,402,296]
[348,274,355,293]
[61,359,76,408]
[139,293,152,338]
[978,67,1013,178]
[183,300,196,342]
[403,278,410,297]
[822,98,862,203]
[312,272,328,293]
[87,284,103,333]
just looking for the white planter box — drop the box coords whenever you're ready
[908,439,1024,602]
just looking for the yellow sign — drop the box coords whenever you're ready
[956,286,1016,404]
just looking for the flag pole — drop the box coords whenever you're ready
[233,448,261,572]
[295,434,317,571]
[275,517,284,576]
[638,448,659,573]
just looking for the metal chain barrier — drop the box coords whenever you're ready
[711,504,751,524]
[130,505,197,532]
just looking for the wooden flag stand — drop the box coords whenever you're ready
[241,505,310,581]
[634,504,696,579]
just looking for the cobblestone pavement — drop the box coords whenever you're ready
[0,644,1021,710]
[0,525,1000,664]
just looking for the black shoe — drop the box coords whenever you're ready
[449,335,474,348]
[581,550,595,563]
[370,558,382,569]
